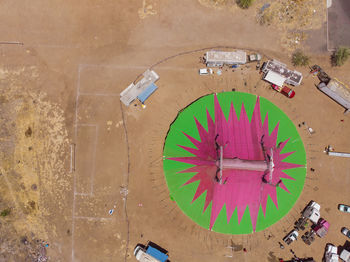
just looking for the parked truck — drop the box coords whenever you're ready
[283,230,299,245]
[134,243,169,262]
[324,244,339,262]
[303,201,321,224]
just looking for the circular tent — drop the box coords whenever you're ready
[163,92,306,234]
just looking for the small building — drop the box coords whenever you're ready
[205,50,247,67]
[317,78,350,114]
[120,69,159,106]
[262,59,303,86]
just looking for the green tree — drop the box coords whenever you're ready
[237,0,255,9]
[292,50,310,66]
[333,47,350,66]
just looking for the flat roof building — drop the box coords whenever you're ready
[262,60,303,86]
[205,50,247,67]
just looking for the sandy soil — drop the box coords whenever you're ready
[0,0,349,262]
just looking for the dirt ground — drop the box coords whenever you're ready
[0,0,350,261]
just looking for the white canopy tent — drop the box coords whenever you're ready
[263,71,286,87]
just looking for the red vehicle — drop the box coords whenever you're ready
[271,84,295,98]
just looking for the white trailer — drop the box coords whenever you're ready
[205,50,247,67]
[317,79,350,114]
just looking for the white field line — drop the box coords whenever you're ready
[90,125,98,195]
[71,64,82,262]
[74,216,112,221]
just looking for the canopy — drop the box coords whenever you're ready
[264,71,286,87]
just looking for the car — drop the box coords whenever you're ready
[271,84,295,98]
[341,227,350,239]
[199,68,213,75]
[339,204,350,213]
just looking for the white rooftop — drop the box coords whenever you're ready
[263,71,286,87]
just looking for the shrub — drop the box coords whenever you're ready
[237,0,255,9]
[0,208,11,217]
[333,47,350,66]
[292,50,310,66]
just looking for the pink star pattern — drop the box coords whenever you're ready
[169,95,302,231]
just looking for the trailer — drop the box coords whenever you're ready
[205,50,247,67]
[262,59,303,86]
[317,79,350,114]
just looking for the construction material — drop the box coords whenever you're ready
[120,69,159,106]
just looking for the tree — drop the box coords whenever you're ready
[333,47,350,66]
[292,50,310,66]
[237,0,255,9]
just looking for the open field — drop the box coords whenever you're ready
[0,0,350,262]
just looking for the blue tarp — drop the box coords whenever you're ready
[146,246,168,262]
[137,83,158,103]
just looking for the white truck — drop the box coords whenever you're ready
[134,244,168,262]
[324,244,339,262]
[303,201,321,224]
[283,230,299,245]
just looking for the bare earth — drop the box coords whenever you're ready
[0,0,350,262]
